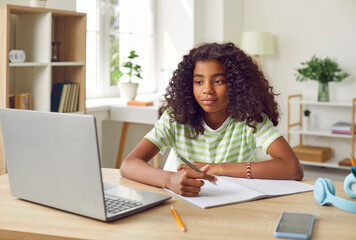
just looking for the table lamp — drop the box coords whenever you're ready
[240,31,275,68]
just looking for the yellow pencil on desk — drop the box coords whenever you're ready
[171,206,185,232]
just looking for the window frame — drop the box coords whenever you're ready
[82,0,157,99]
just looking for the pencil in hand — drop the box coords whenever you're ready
[178,155,217,185]
[171,206,185,232]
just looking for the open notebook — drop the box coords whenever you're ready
[165,176,313,209]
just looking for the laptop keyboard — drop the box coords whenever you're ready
[105,197,143,214]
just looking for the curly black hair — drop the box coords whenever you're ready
[161,42,280,138]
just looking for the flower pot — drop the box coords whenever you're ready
[318,82,329,102]
[118,82,138,101]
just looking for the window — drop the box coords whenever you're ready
[77,0,155,99]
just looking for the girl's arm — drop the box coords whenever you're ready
[120,138,217,197]
[178,137,304,180]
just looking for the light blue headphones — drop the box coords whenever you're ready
[314,173,356,213]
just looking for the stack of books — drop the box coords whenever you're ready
[9,93,31,110]
[51,83,80,112]
[331,121,356,135]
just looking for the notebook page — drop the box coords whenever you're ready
[219,177,314,196]
[164,177,266,209]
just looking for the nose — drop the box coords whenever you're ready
[202,82,214,95]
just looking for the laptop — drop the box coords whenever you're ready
[0,108,171,222]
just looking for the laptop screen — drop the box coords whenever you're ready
[0,109,107,220]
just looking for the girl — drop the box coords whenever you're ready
[120,42,303,197]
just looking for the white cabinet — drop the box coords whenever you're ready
[287,94,355,170]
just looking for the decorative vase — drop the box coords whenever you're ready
[118,82,138,101]
[318,82,329,102]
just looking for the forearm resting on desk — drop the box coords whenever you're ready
[184,159,303,180]
[120,157,172,188]
[120,158,217,197]
[120,138,217,197]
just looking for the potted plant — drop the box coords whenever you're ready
[295,55,349,102]
[111,50,142,101]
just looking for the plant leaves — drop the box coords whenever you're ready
[295,55,349,83]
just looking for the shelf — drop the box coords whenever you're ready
[9,62,48,67]
[288,94,356,172]
[289,129,353,139]
[9,62,85,67]
[300,160,350,170]
[0,4,86,175]
[51,62,85,66]
[289,99,352,107]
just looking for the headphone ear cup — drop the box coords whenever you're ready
[324,178,336,195]
[314,178,328,205]
[344,173,356,198]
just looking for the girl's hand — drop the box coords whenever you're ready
[168,165,216,197]
[178,162,214,174]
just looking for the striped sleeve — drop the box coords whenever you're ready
[254,115,282,155]
[144,111,176,155]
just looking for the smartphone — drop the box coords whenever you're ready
[274,212,315,239]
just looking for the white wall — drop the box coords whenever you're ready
[156,0,194,93]
[223,0,244,44]
[241,0,356,161]
[243,0,356,127]
[194,0,224,44]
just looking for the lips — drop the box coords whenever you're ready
[201,99,216,105]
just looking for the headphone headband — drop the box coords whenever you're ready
[314,174,356,214]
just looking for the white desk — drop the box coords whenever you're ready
[86,97,160,168]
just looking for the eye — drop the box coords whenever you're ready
[214,79,226,84]
[194,80,203,85]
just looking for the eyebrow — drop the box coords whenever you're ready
[193,73,226,78]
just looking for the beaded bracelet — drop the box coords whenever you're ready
[246,162,251,179]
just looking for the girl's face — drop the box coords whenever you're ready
[193,60,229,122]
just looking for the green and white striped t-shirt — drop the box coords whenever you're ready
[145,111,282,172]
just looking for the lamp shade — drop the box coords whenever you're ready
[240,31,275,56]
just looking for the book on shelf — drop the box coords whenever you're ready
[72,83,79,112]
[164,176,313,209]
[331,121,356,135]
[68,83,78,112]
[58,84,68,112]
[9,93,31,110]
[51,83,64,112]
[64,84,74,113]
[9,95,15,109]
[51,83,79,113]
[339,158,352,167]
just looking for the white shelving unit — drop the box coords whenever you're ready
[288,94,356,170]
[0,4,87,175]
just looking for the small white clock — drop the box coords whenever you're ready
[9,50,26,63]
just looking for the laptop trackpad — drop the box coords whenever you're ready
[103,183,118,191]
[104,183,170,204]
[104,185,149,202]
